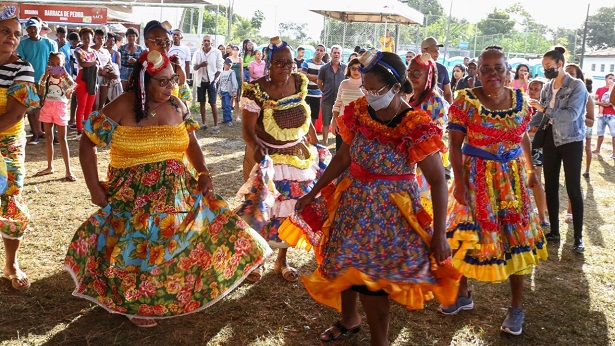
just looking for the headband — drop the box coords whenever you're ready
[0,5,17,21]
[358,51,403,83]
[264,36,288,81]
[138,50,170,112]
[412,53,436,91]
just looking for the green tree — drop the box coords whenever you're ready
[477,9,515,36]
[279,22,310,48]
[251,10,265,30]
[586,6,615,50]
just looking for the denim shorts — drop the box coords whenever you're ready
[197,81,217,104]
[120,66,133,81]
[596,114,615,136]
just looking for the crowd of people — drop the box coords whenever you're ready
[0,4,612,343]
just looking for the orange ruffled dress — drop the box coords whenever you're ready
[280,97,460,312]
[446,88,547,283]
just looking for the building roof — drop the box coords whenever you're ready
[585,48,615,57]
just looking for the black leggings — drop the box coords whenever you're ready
[542,126,584,239]
[306,96,321,123]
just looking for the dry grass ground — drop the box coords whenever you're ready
[0,110,614,345]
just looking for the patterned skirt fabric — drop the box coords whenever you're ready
[0,133,29,239]
[446,155,547,282]
[64,159,271,318]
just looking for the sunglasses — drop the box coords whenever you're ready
[406,70,425,79]
[270,59,294,68]
[146,38,171,47]
[151,74,179,87]
[350,66,360,71]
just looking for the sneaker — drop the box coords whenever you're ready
[75,134,82,141]
[573,238,585,252]
[211,126,220,134]
[69,124,77,130]
[545,233,560,241]
[226,122,233,127]
[501,307,524,335]
[582,172,590,179]
[565,213,573,224]
[539,221,550,228]
[438,291,474,315]
[27,136,40,145]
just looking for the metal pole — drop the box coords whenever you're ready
[395,23,400,53]
[342,22,346,49]
[197,5,204,36]
[580,4,590,67]
[473,22,477,58]
[215,3,219,43]
[443,0,453,64]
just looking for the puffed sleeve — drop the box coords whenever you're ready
[240,81,262,113]
[83,111,117,146]
[177,82,192,102]
[446,89,469,134]
[406,111,447,164]
[183,113,200,132]
[7,82,40,109]
[337,99,358,144]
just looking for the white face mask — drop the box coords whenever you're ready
[366,86,397,111]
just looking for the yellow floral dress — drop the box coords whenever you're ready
[64,112,271,318]
[0,59,39,239]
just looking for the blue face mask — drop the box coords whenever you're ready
[366,87,397,111]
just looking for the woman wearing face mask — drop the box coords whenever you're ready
[286,51,457,345]
[528,46,588,252]
[445,46,547,336]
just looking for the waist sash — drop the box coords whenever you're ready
[349,162,415,182]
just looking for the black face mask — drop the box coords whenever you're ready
[544,68,559,79]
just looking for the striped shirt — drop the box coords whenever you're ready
[302,59,324,98]
[0,59,35,88]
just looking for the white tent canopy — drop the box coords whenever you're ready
[308,0,423,25]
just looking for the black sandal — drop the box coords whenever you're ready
[320,320,361,342]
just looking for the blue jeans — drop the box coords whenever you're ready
[220,91,233,123]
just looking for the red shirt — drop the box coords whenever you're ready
[596,86,615,115]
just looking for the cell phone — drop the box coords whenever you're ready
[50,66,65,75]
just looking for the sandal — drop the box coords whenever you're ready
[34,168,54,177]
[128,317,157,328]
[3,268,31,291]
[246,265,264,283]
[273,263,299,282]
[64,175,78,182]
[319,320,361,342]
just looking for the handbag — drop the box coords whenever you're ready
[531,115,551,150]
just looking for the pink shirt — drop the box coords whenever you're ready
[248,59,266,81]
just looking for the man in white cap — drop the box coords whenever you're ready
[421,37,452,104]
[16,17,57,145]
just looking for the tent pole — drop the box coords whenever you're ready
[342,22,346,49]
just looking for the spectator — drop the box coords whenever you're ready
[528,46,588,251]
[16,17,57,145]
[192,34,223,133]
[228,45,243,119]
[217,57,238,126]
[421,37,452,104]
[593,73,614,157]
[302,44,326,126]
[168,29,191,80]
[455,59,481,90]
[73,27,100,140]
[330,57,365,151]
[450,63,466,93]
[526,79,549,227]
[248,49,265,81]
[405,50,416,66]
[241,39,255,82]
[379,28,395,52]
[118,27,143,90]
[317,44,346,146]
[66,32,80,127]
[294,46,305,71]
[513,64,530,93]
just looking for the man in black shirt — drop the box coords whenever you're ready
[294,46,305,72]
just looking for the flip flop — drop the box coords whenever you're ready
[320,320,361,342]
[64,175,78,182]
[273,263,299,282]
[128,317,157,328]
[34,169,54,177]
[3,268,31,291]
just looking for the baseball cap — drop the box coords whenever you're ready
[468,58,478,67]
[224,57,233,65]
[421,37,443,50]
[25,18,41,29]
[143,20,172,36]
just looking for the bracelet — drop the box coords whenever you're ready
[195,170,211,179]
[526,169,535,174]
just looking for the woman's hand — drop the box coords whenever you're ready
[252,142,267,164]
[453,180,468,205]
[430,231,452,264]
[197,174,215,200]
[528,99,544,112]
[294,192,316,213]
[330,116,338,135]
[526,171,537,189]
[90,183,109,208]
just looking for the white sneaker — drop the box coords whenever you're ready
[211,126,220,134]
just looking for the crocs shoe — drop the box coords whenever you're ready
[438,291,474,315]
[501,307,524,335]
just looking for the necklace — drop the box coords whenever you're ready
[273,78,291,98]
[146,100,166,117]
[379,98,404,126]
[486,89,506,98]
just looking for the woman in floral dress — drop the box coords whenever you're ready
[443,46,547,336]
[64,50,271,327]
[287,51,459,345]
[238,37,330,282]
[0,5,40,291]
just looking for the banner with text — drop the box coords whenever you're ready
[19,4,107,24]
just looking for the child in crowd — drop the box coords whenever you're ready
[34,52,77,181]
[217,58,238,126]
